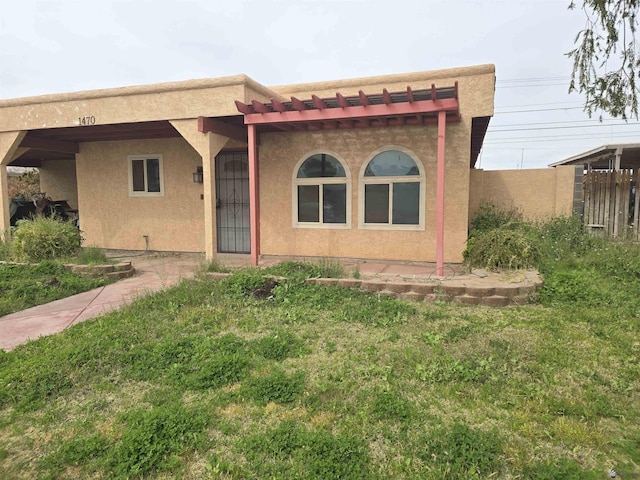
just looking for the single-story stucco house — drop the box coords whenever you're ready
[0,64,578,274]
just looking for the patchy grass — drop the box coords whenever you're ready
[0,260,638,479]
[0,261,111,317]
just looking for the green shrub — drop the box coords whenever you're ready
[419,423,503,479]
[12,217,82,262]
[464,226,539,270]
[469,202,523,237]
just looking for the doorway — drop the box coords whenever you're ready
[215,152,250,253]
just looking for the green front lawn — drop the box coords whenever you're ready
[0,262,112,317]
[0,264,638,479]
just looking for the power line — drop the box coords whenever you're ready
[496,76,569,83]
[495,106,584,114]
[488,122,638,133]
[490,117,626,128]
[484,132,640,144]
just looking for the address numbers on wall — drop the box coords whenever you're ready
[77,116,96,126]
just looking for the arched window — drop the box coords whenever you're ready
[293,152,350,227]
[359,148,425,228]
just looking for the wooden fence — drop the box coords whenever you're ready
[583,169,639,238]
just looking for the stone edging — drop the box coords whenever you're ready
[204,272,542,307]
[0,260,135,280]
[64,262,135,280]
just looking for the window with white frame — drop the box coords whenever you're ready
[128,155,164,197]
[359,148,425,229]
[293,153,350,227]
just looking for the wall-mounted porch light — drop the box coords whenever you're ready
[193,166,203,184]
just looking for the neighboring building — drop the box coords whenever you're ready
[551,143,640,238]
[0,64,578,272]
[550,143,640,170]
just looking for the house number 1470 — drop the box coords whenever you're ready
[77,116,96,126]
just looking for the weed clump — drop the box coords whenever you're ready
[242,368,305,405]
[419,423,504,478]
[12,217,82,262]
[464,227,539,270]
[244,421,371,479]
[106,403,208,478]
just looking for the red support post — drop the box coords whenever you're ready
[436,110,446,277]
[248,124,260,266]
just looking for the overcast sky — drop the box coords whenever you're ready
[1,0,638,169]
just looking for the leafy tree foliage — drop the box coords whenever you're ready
[568,0,640,119]
[8,169,40,199]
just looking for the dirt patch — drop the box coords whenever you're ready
[247,278,278,299]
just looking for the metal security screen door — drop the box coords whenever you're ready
[216,152,251,253]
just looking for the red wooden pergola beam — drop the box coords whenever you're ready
[336,92,350,108]
[291,96,307,111]
[312,94,328,109]
[406,86,414,103]
[251,100,270,113]
[234,100,252,114]
[242,98,459,125]
[358,90,370,106]
[382,88,393,104]
[271,98,288,112]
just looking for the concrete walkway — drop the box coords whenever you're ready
[0,253,203,352]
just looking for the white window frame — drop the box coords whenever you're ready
[291,150,351,229]
[358,146,425,231]
[128,154,165,197]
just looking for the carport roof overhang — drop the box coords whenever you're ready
[10,120,183,167]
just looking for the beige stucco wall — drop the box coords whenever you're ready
[39,159,78,209]
[273,64,495,118]
[468,165,577,221]
[0,76,279,132]
[257,65,495,263]
[259,122,472,263]
[76,137,204,251]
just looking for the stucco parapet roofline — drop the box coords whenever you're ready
[270,64,496,96]
[0,74,281,108]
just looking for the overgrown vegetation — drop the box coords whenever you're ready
[0,218,114,316]
[7,170,40,200]
[0,261,111,317]
[12,217,82,263]
[465,202,640,311]
[1,206,640,478]
[1,247,638,478]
